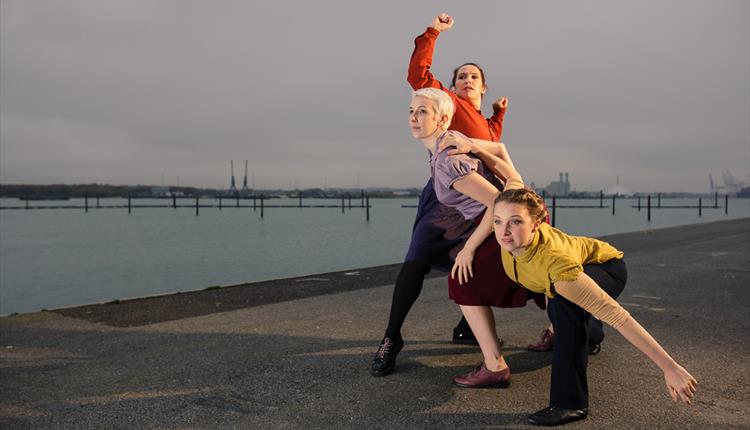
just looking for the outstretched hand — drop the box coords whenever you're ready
[438,131,474,155]
[431,13,454,32]
[664,363,698,405]
[451,247,475,285]
[493,96,509,112]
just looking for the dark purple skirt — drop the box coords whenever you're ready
[404,177,476,272]
[448,229,545,309]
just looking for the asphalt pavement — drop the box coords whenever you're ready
[1,218,748,429]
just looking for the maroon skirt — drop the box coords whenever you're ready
[448,222,546,309]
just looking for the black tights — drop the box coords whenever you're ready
[384,260,470,340]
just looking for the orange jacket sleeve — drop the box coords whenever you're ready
[487,105,507,141]
[407,27,448,91]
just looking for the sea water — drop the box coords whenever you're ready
[1,196,748,315]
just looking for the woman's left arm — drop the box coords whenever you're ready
[617,317,698,404]
[487,96,508,142]
[555,274,698,405]
[448,173,499,284]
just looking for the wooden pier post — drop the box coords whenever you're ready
[714,191,718,208]
[647,195,651,221]
[658,193,661,208]
[195,197,199,217]
[551,195,557,228]
[128,194,132,214]
[366,195,370,222]
[611,195,616,215]
[260,193,264,218]
[599,191,603,208]
[725,195,729,214]
[637,196,641,211]
[341,195,345,213]
[299,192,302,208]
[85,194,88,213]
[698,198,702,217]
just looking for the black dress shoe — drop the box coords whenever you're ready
[369,336,404,377]
[528,406,588,426]
[588,343,601,355]
[452,328,479,345]
[453,328,505,347]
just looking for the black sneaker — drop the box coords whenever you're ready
[369,336,404,377]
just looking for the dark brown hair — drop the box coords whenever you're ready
[451,63,487,93]
[494,188,548,223]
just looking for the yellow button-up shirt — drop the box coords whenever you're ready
[501,223,624,298]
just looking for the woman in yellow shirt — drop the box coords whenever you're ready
[449,137,697,426]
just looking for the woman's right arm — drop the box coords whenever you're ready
[440,134,523,187]
[440,134,510,159]
[473,139,516,170]
[407,14,454,90]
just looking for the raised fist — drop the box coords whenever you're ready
[431,13,454,32]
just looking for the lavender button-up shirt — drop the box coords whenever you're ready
[429,132,502,220]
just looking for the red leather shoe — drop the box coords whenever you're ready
[453,363,511,388]
[528,328,555,352]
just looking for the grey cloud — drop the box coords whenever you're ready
[1,0,747,192]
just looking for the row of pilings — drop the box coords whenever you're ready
[10,191,373,221]
[542,191,730,227]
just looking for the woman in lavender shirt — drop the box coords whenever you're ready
[408,87,543,388]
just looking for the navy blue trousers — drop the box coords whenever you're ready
[547,259,627,409]
[386,179,475,339]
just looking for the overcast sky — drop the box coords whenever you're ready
[1,0,748,192]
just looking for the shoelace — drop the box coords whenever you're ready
[376,338,393,359]
[470,363,484,376]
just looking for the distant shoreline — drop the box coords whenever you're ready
[0,184,423,199]
[2,183,744,199]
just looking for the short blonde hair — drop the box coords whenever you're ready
[412,88,455,130]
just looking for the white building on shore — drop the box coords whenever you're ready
[544,172,571,196]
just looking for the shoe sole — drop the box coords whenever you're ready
[527,346,553,352]
[369,368,394,377]
[452,338,505,347]
[527,413,587,426]
[452,338,479,346]
[453,379,511,389]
